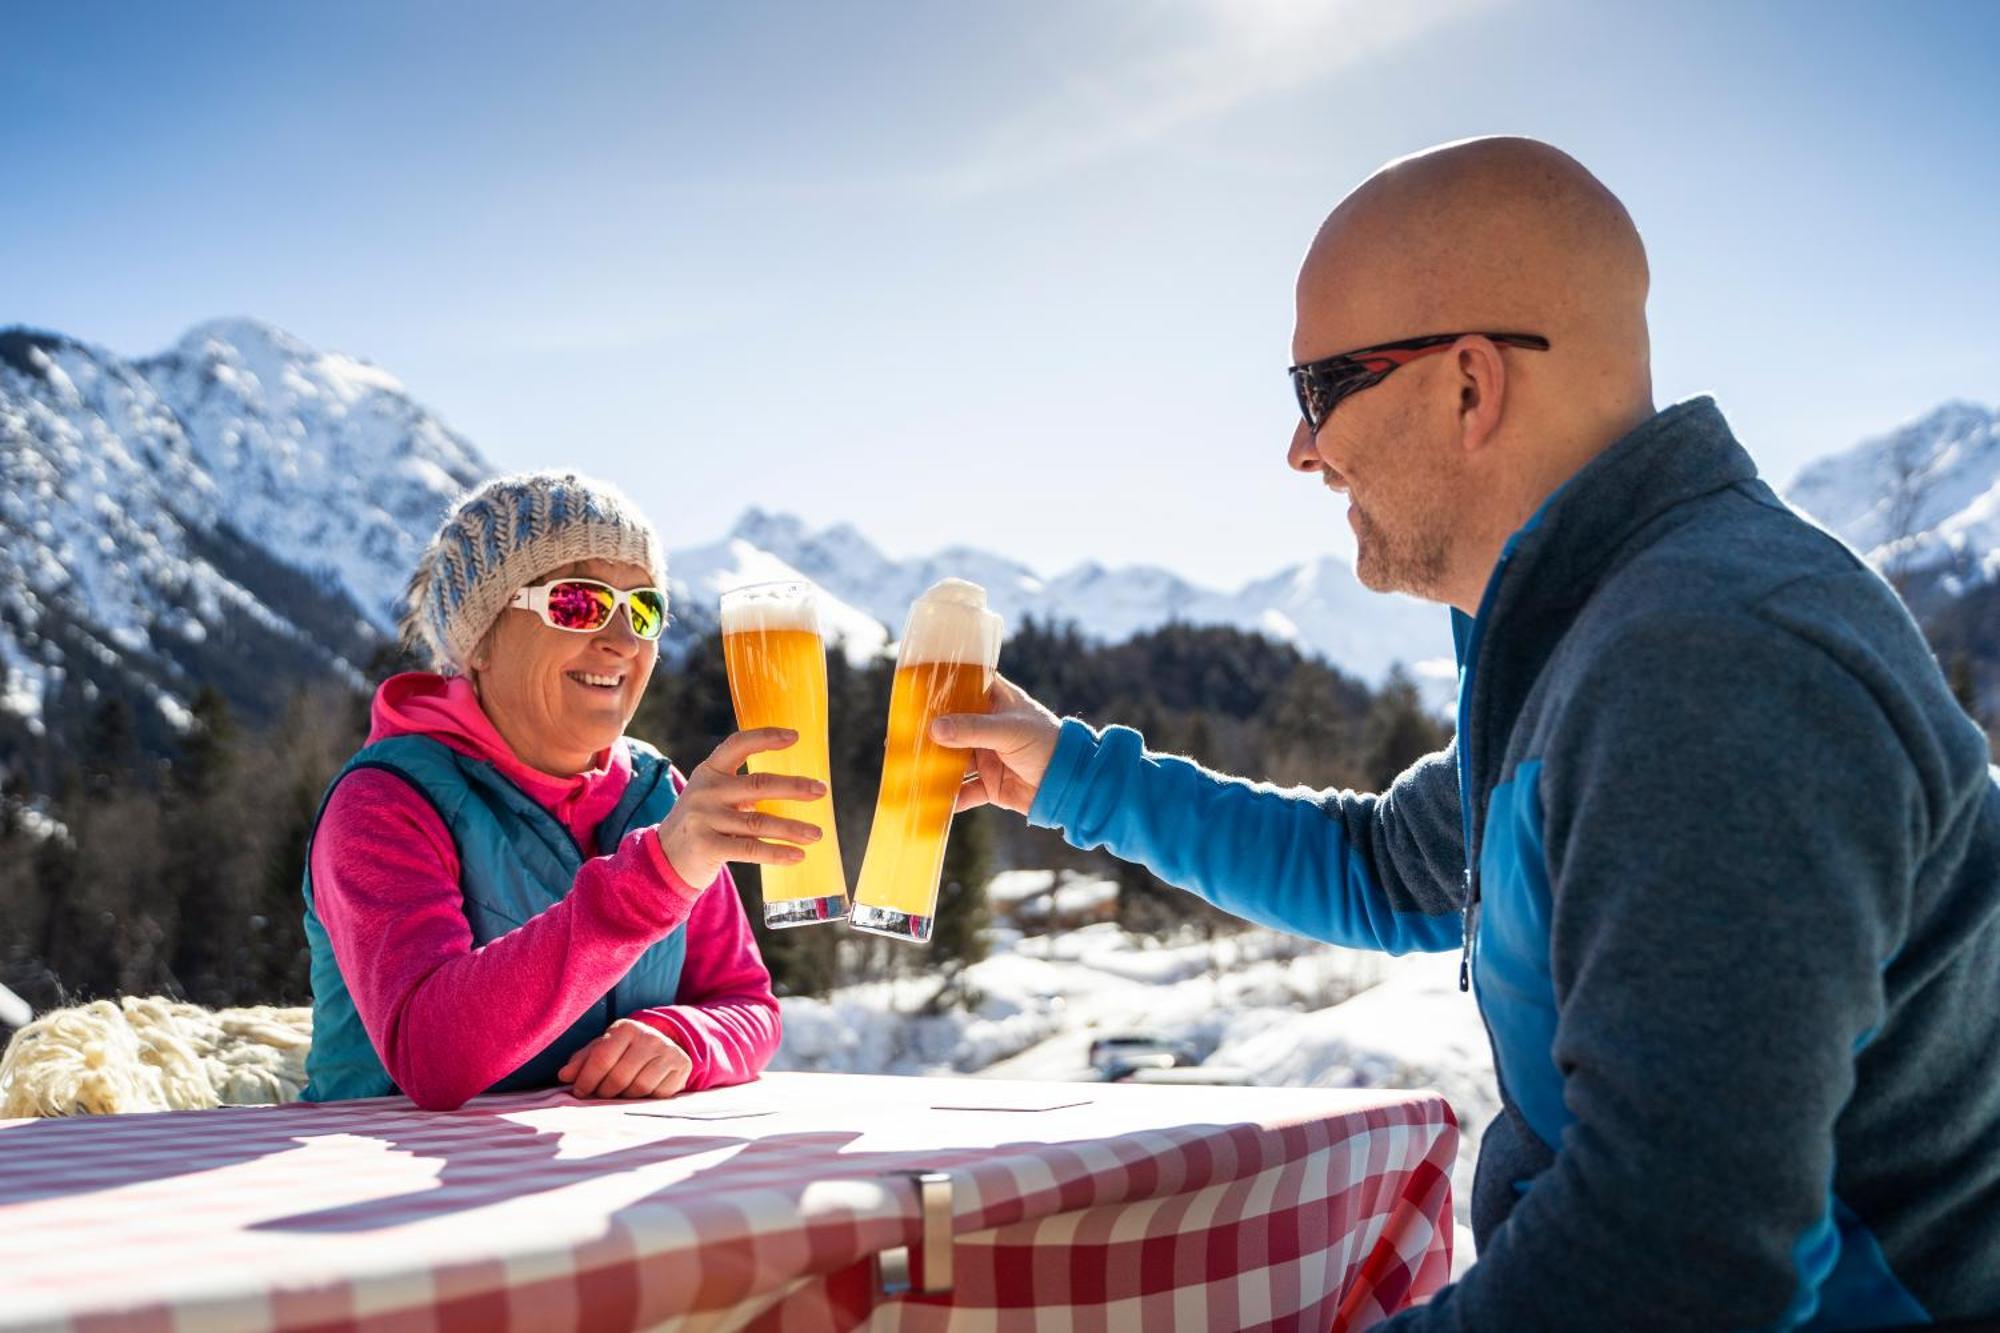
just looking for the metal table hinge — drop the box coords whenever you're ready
[877,1170,955,1296]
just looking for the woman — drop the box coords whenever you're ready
[302,471,821,1110]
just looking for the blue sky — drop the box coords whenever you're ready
[6,1,1997,588]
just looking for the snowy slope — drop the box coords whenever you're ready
[1786,400,2000,587]
[137,319,490,633]
[0,322,493,753]
[672,508,1455,686]
[11,311,1983,761]
[772,919,1494,1260]
[664,532,891,661]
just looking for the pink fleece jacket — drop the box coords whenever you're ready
[309,672,781,1110]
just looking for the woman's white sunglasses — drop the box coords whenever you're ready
[508,578,668,640]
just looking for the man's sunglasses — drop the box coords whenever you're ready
[1288,332,1551,435]
[509,578,669,640]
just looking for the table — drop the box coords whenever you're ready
[0,1072,1456,1332]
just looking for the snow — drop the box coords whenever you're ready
[770,915,1495,1261]
[142,319,488,634]
[668,537,893,663]
[1786,399,2000,584]
[0,320,496,736]
[689,508,1452,693]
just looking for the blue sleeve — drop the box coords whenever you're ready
[1026,720,1465,954]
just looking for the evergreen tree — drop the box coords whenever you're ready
[165,688,247,1000]
[82,696,137,797]
[923,805,993,1006]
[1361,666,1450,789]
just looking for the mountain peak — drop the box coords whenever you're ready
[0,327,88,380]
[728,507,811,550]
[171,316,306,358]
[1785,398,2000,585]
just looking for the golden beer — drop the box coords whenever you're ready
[852,579,1003,943]
[720,582,849,927]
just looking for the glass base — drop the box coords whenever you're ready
[848,902,934,944]
[763,893,850,929]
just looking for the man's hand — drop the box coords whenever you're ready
[656,727,826,890]
[558,1019,694,1099]
[930,675,1063,815]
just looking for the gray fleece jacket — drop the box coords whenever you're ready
[1026,397,2000,1328]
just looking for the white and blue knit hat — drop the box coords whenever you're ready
[400,470,666,672]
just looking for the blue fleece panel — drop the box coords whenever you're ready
[1473,761,1569,1150]
[1030,721,1463,953]
[1789,1200,1931,1330]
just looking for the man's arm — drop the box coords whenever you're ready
[935,678,1466,953]
[1388,613,1920,1330]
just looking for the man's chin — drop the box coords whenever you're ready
[1351,545,1399,595]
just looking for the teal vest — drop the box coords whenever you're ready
[301,734,685,1102]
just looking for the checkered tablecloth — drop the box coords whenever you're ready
[0,1072,1456,1332]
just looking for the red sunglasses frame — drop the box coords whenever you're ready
[1288,331,1550,434]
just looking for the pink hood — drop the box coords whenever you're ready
[368,672,634,844]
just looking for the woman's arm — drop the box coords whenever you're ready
[311,768,703,1110]
[626,864,783,1092]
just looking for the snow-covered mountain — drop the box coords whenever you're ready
[7,313,1986,778]
[0,321,490,763]
[0,318,1456,777]
[664,509,1457,691]
[1786,400,2000,591]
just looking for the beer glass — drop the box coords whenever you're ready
[720,581,849,927]
[851,578,1004,943]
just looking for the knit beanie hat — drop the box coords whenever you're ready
[399,471,666,673]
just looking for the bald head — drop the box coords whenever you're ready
[1286,138,1657,612]
[1297,136,1652,421]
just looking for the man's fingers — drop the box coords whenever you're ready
[932,711,1033,752]
[703,728,801,775]
[954,773,991,814]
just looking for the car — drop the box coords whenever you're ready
[1087,1033,1199,1079]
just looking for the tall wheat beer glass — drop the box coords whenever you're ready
[720,581,849,927]
[851,578,1004,943]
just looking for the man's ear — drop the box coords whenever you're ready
[1454,336,1508,454]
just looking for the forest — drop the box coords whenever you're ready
[0,620,1448,1010]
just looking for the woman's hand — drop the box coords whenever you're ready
[656,727,826,890]
[558,1019,694,1099]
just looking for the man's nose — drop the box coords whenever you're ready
[1287,419,1322,473]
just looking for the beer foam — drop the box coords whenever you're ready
[720,583,820,635]
[898,578,1003,666]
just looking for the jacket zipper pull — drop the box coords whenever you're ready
[1458,867,1475,992]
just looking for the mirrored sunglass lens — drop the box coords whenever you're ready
[629,590,666,638]
[546,582,614,630]
[1302,373,1334,428]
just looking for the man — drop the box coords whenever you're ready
[935,138,2000,1328]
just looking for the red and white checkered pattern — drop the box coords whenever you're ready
[0,1073,1455,1332]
